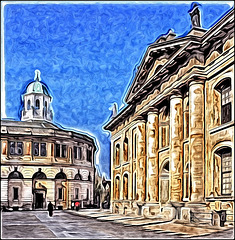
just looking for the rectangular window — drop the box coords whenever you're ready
[222,103,231,124]
[51,144,54,156]
[10,141,15,155]
[75,188,79,199]
[74,146,77,159]
[222,87,231,124]
[33,142,39,156]
[87,149,92,162]
[9,142,23,155]
[222,152,232,195]
[56,144,60,157]
[78,147,82,160]
[13,187,19,200]
[62,145,67,158]
[17,142,23,155]
[40,143,46,156]
[58,188,63,200]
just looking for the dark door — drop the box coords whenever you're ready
[35,193,43,208]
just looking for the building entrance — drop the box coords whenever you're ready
[160,160,170,204]
[35,193,43,208]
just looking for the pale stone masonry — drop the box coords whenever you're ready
[1,70,96,210]
[104,4,234,225]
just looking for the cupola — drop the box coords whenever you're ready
[21,70,53,122]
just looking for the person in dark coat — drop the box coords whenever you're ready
[75,201,80,211]
[47,201,54,217]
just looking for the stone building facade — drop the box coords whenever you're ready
[1,70,96,210]
[94,168,111,209]
[104,4,234,225]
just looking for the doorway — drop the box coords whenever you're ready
[160,160,169,204]
[35,193,44,208]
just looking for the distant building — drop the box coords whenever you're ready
[104,4,234,225]
[1,70,97,210]
[94,167,111,209]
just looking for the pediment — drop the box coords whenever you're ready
[125,38,189,103]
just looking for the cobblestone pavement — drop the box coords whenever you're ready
[1,210,234,239]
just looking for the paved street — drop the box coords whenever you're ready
[1,210,234,239]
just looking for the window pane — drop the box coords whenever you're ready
[17,142,23,155]
[74,146,77,159]
[62,145,67,158]
[75,188,79,199]
[222,151,232,195]
[56,144,60,157]
[10,142,15,155]
[222,103,231,124]
[33,142,39,156]
[87,149,92,162]
[36,99,40,109]
[27,100,31,110]
[78,147,82,160]
[41,143,46,156]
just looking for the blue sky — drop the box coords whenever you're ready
[1,1,233,178]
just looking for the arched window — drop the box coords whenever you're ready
[27,100,31,110]
[115,144,120,166]
[215,78,231,124]
[123,173,128,200]
[36,99,40,109]
[115,176,120,200]
[214,147,232,195]
[123,138,128,162]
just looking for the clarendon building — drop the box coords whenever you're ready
[104,4,234,225]
[1,70,97,210]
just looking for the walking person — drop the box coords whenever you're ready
[75,201,80,211]
[47,201,54,217]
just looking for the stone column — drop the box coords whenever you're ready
[146,109,159,202]
[189,79,205,202]
[170,94,183,202]
[136,118,146,202]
